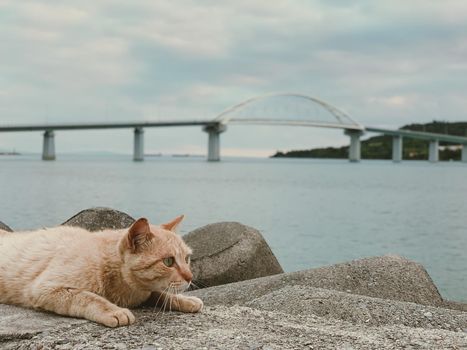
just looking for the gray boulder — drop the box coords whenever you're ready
[0,221,12,232]
[242,285,467,331]
[184,222,284,288]
[189,255,444,307]
[62,207,135,231]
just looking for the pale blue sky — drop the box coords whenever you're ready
[1,1,466,156]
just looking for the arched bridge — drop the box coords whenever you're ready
[1,93,466,162]
[215,93,364,130]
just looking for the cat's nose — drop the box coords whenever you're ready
[180,269,193,283]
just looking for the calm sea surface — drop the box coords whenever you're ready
[1,154,466,302]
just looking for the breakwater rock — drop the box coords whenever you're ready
[0,209,466,349]
[0,221,12,232]
[62,207,135,231]
[189,255,445,308]
[189,257,467,331]
[184,221,284,288]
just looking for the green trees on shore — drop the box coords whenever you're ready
[272,121,467,161]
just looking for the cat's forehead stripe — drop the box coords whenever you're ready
[153,231,191,258]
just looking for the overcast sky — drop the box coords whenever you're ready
[1,0,467,157]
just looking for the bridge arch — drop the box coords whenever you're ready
[214,93,364,131]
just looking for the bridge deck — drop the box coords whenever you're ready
[0,120,216,132]
[366,127,467,144]
[1,120,466,144]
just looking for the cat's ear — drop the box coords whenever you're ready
[126,218,152,252]
[161,215,184,232]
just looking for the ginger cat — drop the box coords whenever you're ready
[0,215,203,327]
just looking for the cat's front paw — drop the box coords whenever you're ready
[99,307,136,327]
[179,296,203,313]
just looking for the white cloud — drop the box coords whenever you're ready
[1,0,467,153]
[17,2,88,26]
[368,96,411,108]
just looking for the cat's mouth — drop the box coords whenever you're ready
[149,280,189,295]
[164,281,188,294]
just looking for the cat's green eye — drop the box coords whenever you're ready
[185,255,191,264]
[163,257,175,267]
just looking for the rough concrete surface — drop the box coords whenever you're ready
[2,304,466,350]
[445,300,467,313]
[0,304,86,342]
[188,255,445,308]
[61,207,135,231]
[184,222,283,288]
[242,285,467,331]
[0,221,13,232]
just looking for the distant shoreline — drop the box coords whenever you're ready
[272,121,467,161]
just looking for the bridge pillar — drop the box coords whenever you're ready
[428,140,439,162]
[133,127,144,161]
[344,129,364,162]
[203,123,227,162]
[392,135,403,162]
[462,144,467,163]
[42,130,56,161]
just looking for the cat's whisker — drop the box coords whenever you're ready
[169,286,174,312]
[189,281,204,290]
[165,285,171,313]
[186,281,192,291]
[155,301,163,316]
[158,299,167,314]
[170,285,178,312]
[155,286,171,316]
[162,290,170,313]
[153,286,168,313]
[169,283,177,311]
[174,287,181,309]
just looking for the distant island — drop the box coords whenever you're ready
[272,121,467,161]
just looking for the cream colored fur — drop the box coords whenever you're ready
[0,216,203,327]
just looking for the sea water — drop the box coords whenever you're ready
[1,154,466,301]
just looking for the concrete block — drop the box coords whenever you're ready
[243,285,467,331]
[184,222,283,288]
[0,221,13,232]
[62,207,135,231]
[189,255,445,307]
